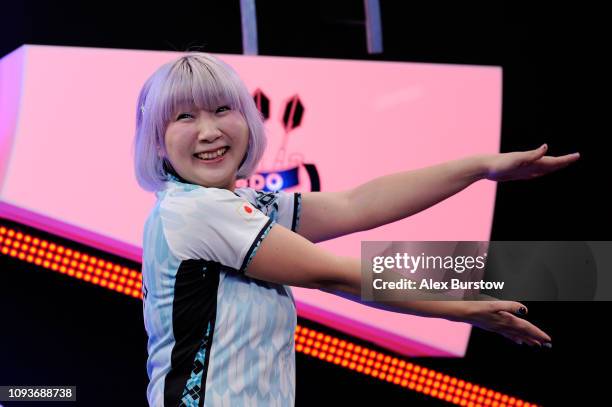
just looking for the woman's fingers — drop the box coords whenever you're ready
[479,300,553,348]
[490,300,528,316]
[515,153,579,180]
[500,332,521,345]
[529,144,548,160]
[526,144,580,166]
[522,337,542,347]
[502,332,540,347]
[487,145,580,181]
[498,311,552,344]
[501,331,542,347]
[503,332,526,346]
[535,154,581,170]
[470,301,553,348]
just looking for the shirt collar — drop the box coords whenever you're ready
[167,173,182,183]
[156,173,200,198]
[159,172,243,198]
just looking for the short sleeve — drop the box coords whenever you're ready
[159,186,274,273]
[237,189,302,232]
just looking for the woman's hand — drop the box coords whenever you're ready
[462,301,552,347]
[483,144,580,182]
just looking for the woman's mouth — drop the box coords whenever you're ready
[194,147,230,164]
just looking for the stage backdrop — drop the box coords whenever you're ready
[0,45,502,357]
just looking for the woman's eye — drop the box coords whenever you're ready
[176,113,193,120]
[216,105,231,113]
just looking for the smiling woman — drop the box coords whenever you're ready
[134,53,305,407]
[133,52,569,407]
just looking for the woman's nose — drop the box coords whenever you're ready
[198,131,222,143]
[197,117,223,142]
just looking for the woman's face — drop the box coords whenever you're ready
[163,104,249,191]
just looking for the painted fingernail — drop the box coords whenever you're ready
[543,342,552,349]
[517,307,527,315]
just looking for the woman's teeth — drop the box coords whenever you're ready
[196,147,229,160]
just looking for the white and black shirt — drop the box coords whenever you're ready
[141,174,302,406]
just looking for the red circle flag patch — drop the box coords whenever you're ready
[236,202,258,220]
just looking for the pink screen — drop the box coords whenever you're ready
[0,45,502,357]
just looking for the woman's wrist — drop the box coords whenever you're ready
[441,301,475,323]
[400,300,475,323]
[468,154,491,182]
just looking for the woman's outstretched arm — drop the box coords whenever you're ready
[296,144,580,243]
[321,257,551,347]
[246,225,552,347]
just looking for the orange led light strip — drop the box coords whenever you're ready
[0,223,538,406]
[294,326,537,407]
[0,225,142,299]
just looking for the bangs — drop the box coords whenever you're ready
[158,57,242,124]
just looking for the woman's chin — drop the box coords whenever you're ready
[193,175,234,190]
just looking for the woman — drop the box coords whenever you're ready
[134,52,579,406]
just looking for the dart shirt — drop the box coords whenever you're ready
[142,173,302,406]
